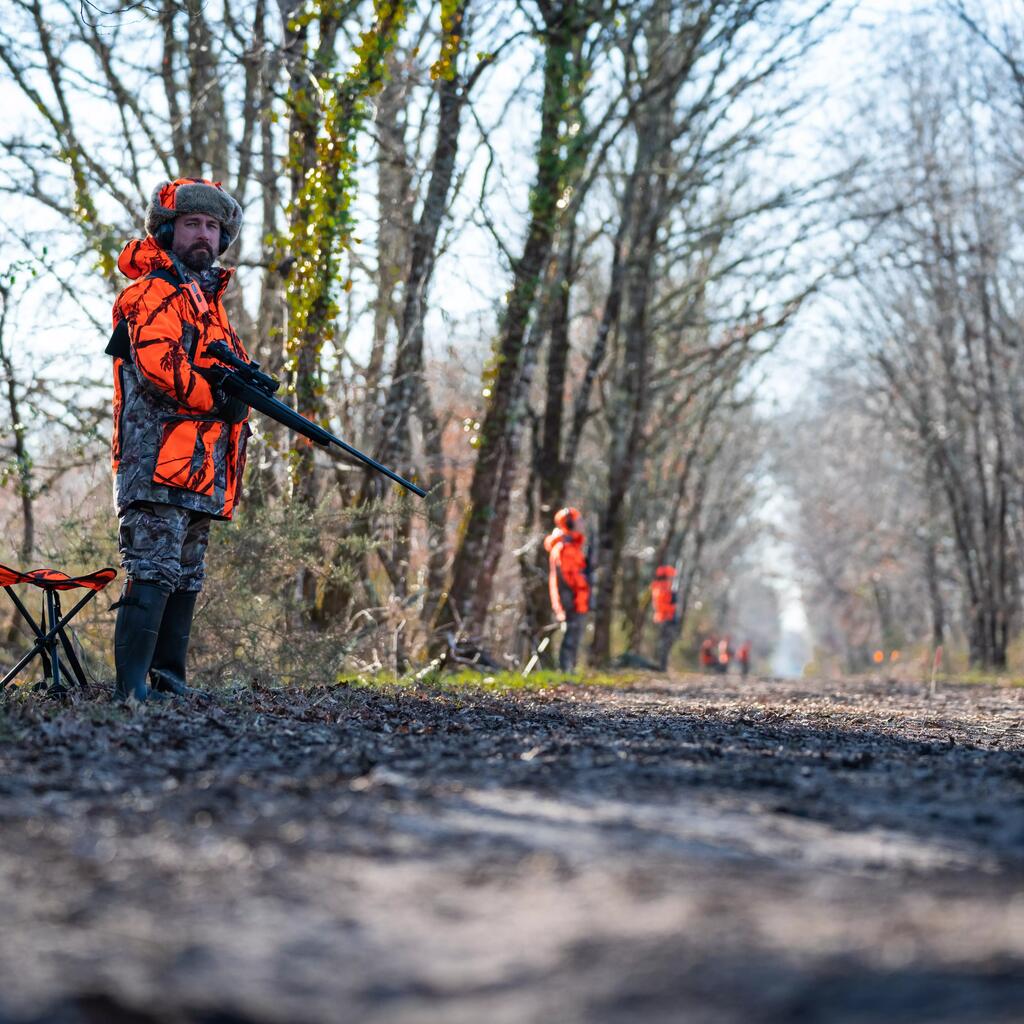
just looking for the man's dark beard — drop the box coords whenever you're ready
[180,243,214,271]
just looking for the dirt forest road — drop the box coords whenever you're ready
[1,674,1023,1024]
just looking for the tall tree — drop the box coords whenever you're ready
[433,0,615,642]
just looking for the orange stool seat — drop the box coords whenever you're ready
[0,563,117,695]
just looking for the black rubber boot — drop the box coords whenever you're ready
[149,590,206,698]
[113,581,170,703]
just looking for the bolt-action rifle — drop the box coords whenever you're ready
[205,341,426,497]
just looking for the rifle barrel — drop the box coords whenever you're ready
[219,375,427,498]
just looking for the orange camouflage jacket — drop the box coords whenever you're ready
[544,527,590,620]
[651,577,678,624]
[111,237,250,520]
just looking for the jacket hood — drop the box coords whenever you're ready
[117,237,234,294]
[544,526,585,552]
[118,237,176,280]
[655,565,677,579]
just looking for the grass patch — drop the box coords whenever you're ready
[333,668,641,694]
[436,668,638,692]
[934,669,1024,688]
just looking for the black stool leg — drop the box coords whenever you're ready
[45,590,66,697]
[46,593,88,691]
[37,594,54,689]
[56,601,90,688]
[5,585,41,639]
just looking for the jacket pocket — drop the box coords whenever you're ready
[153,417,226,496]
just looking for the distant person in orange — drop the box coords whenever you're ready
[699,635,716,673]
[543,507,590,672]
[717,636,732,674]
[737,641,751,678]
[650,565,679,671]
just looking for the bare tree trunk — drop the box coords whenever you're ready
[366,47,414,423]
[185,0,230,182]
[0,286,32,563]
[277,0,336,507]
[416,388,450,631]
[243,32,289,510]
[315,2,475,639]
[521,228,579,654]
[622,552,648,654]
[563,182,633,472]
[160,0,189,169]
[590,98,667,665]
[435,7,587,640]
[377,0,476,479]
[0,281,34,645]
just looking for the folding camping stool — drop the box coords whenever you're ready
[0,563,117,696]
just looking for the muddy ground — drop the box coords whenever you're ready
[0,673,1022,1024]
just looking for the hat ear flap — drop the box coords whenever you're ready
[218,227,230,256]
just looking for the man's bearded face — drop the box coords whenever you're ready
[171,214,221,271]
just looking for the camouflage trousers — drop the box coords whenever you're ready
[118,502,212,593]
[559,613,585,672]
[656,619,677,672]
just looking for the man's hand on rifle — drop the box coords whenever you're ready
[198,364,248,424]
[214,388,248,424]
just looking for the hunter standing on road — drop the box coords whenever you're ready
[738,641,751,678]
[544,507,591,672]
[650,565,679,672]
[108,177,249,702]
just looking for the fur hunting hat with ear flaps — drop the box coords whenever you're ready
[145,177,243,247]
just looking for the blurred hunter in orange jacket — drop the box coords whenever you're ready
[109,177,248,703]
[651,565,678,672]
[650,565,678,624]
[544,507,590,671]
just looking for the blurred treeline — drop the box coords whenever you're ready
[776,2,1024,674]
